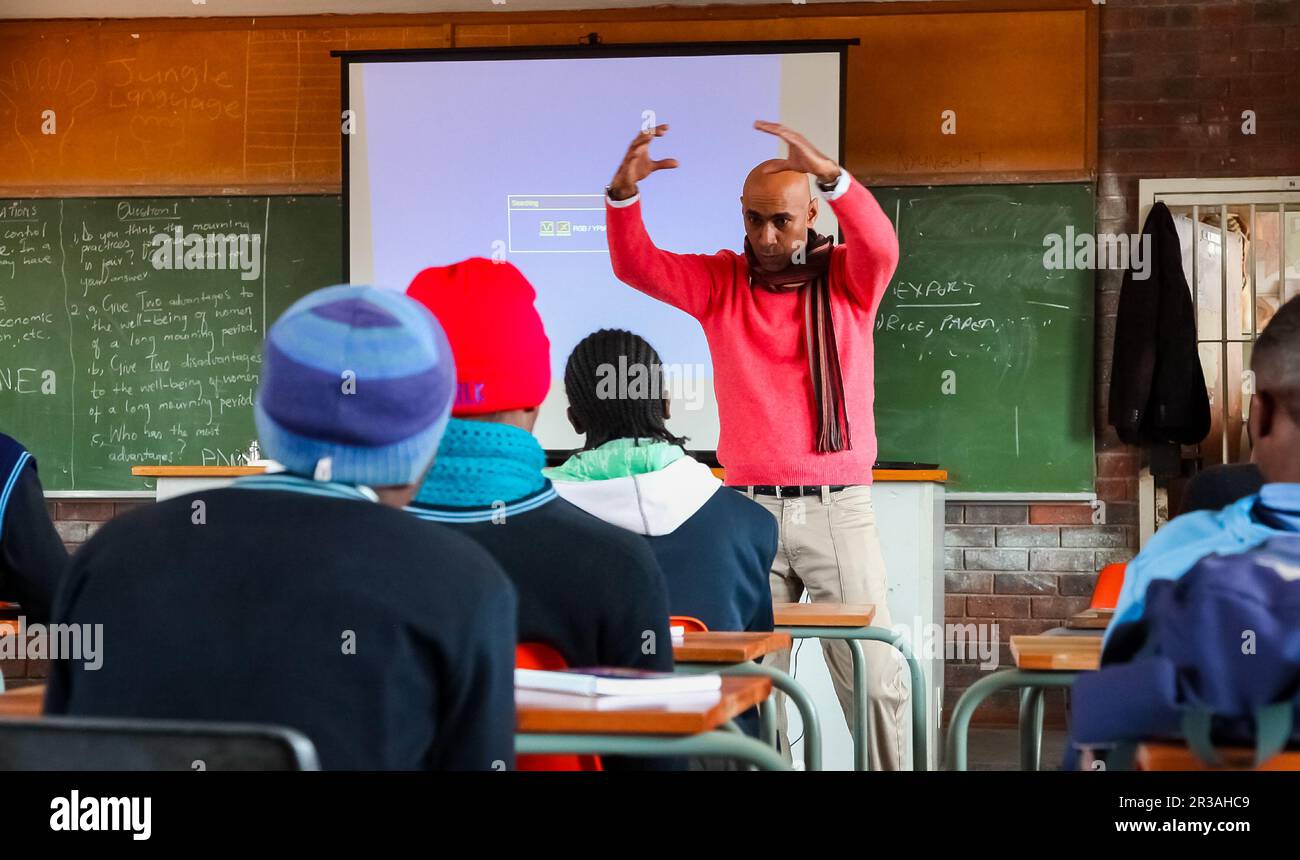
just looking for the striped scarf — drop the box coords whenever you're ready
[744,229,851,453]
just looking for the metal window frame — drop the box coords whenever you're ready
[1134,177,1299,543]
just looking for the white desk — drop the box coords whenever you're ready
[131,464,274,500]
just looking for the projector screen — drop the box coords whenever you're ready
[344,45,844,452]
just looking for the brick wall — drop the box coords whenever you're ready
[943,501,1136,725]
[943,0,1300,726]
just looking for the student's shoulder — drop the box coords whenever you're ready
[547,497,663,572]
[708,485,775,522]
[0,432,25,456]
[1142,503,1243,554]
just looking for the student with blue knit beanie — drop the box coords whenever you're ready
[46,286,519,771]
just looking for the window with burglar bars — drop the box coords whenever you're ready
[1140,178,1300,469]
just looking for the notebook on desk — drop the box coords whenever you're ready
[515,668,721,697]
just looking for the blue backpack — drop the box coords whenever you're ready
[1072,536,1300,767]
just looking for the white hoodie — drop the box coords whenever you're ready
[550,456,723,537]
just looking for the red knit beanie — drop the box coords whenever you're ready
[406,258,551,416]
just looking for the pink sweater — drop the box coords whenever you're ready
[606,176,900,486]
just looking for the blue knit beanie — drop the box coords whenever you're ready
[255,285,456,487]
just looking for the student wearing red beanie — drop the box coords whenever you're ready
[406,259,551,417]
[404,259,676,769]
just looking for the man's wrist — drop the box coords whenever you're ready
[815,167,843,189]
[607,183,638,202]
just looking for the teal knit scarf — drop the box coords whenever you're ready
[415,418,547,508]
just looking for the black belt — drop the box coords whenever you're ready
[743,484,849,498]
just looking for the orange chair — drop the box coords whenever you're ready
[670,615,709,633]
[515,642,601,772]
[1090,563,1126,610]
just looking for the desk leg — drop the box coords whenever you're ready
[675,662,822,772]
[759,695,778,749]
[780,627,928,771]
[944,670,1077,771]
[516,731,792,771]
[1018,687,1045,771]
[752,663,822,773]
[847,638,869,772]
[857,627,928,772]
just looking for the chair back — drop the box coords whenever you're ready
[1091,562,1126,610]
[669,615,709,633]
[515,643,602,772]
[0,716,319,770]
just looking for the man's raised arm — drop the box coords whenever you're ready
[605,125,721,320]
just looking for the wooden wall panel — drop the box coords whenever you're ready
[0,2,1095,194]
[0,20,450,193]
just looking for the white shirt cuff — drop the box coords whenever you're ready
[815,168,851,201]
[606,190,640,208]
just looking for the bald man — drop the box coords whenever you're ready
[604,121,909,769]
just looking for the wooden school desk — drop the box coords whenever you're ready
[671,631,823,771]
[772,602,928,772]
[1066,608,1114,630]
[515,675,789,771]
[945,632,1103,771]
[0,685,45,719]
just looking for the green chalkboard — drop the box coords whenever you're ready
[0,195,342,491]
[870,184,1096,493]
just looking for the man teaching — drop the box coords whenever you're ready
[603,120,909,769]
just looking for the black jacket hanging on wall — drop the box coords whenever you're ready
[1108,201,1211,447]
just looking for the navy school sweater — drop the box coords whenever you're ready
[407,485,681,771]
[549,456,777,636]
[0,434,68,625]
[45,475,519,771]
[407,484,674,673]
[549,455,778,741]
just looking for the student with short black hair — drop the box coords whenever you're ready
[0,433,67,625]
[46,286,518,771]
[1068,296,1300,765]
[545,329,777,638]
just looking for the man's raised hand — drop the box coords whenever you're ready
[753,121,841,186]
[608,124,679,201]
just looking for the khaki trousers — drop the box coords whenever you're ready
[749,485,911,771]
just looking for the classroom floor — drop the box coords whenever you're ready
[959,728,1069,771]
